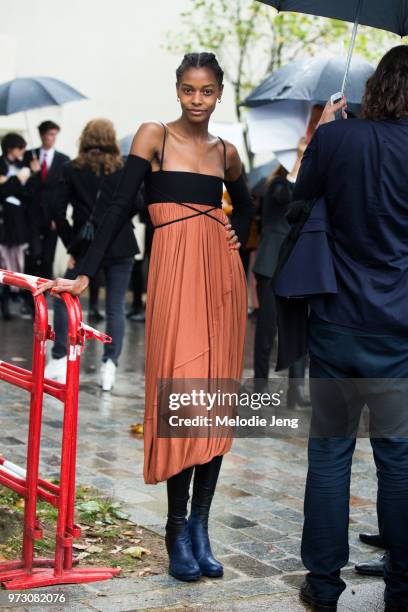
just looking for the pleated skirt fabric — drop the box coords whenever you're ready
[143,202,248,484]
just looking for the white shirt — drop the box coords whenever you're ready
[39,147,55,169]
[5,163,21,206]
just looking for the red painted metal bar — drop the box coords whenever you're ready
[0,361,65,401]
[0,269,119,589]
[53,292,79,576]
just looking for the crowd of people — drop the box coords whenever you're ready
[0,109,306,396]
[1,44,408,611]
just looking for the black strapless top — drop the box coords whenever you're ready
[145,169,224,208]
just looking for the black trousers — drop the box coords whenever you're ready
[25,228,58,280]
[302,315,408,603]
[254,273,305,379]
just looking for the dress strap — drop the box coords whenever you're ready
[159,122,167,170]
[218,136,227,178]
[154,203,225,229]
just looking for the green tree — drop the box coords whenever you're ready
[166,0,402,166]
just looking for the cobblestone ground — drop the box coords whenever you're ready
[0,307,386,611]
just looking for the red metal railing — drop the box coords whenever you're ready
[0,269,120,589]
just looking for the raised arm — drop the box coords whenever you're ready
[34,122,163,296]
[294,96,346,201]
[224,142,254,247]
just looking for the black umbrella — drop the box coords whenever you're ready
[0,76,87,149]
[242,56,374,115]
[257,0,408,95]
[0,76,86,115]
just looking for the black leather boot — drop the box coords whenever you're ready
[165,519,201,581]
[188,456,223,578]
[166,466,201,582]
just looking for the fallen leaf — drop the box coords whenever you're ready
[109,546,123,555]
[87,545,103,554]
[111,508,129,520]
[123,531,135,536]
[73,543,89,551]
[75,552,91,560]
[123,546,150,559]
[138,567,151,576]
[129,423,143,434]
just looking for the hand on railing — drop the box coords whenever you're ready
[34,275,90,297]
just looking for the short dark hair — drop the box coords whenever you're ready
[362,45,408,121]
[1,132,27,155]
[38,120,60,135]
[176,52,224,87]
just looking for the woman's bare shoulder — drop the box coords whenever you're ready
[130,121,165,157]
[221,139,242,180]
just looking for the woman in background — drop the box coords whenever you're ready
[252,139,310,407]
[45,119,141,390]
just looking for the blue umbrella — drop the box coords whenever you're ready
[0,76,87,115]
[256,0,407,96]
[242,56,374,115]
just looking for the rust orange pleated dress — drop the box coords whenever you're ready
[142,125,248,484]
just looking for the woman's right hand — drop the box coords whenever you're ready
[34,274,90,297]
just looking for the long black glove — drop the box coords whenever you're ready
[224,174,254,247]
[79,155,150,279]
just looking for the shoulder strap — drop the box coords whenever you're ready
[159,122,167,170]
[89,165,106,223]
[218,136,227,177]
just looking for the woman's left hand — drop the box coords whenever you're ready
[225,224,241,250]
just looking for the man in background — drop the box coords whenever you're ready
[290,45,408,612]
[22,121,69,303]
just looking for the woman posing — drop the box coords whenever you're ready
[37,53,253,581]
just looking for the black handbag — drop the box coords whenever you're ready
[68,176,104,259]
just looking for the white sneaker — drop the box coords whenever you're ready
[44,356,67,383]
[98,361,106,387]
[100,359,116,392]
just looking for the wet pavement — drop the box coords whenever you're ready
[0,298,386,611]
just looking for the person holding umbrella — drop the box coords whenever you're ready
[252,136,311,406]
[289,46,408,612]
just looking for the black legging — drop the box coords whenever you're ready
[166,456,223,527]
